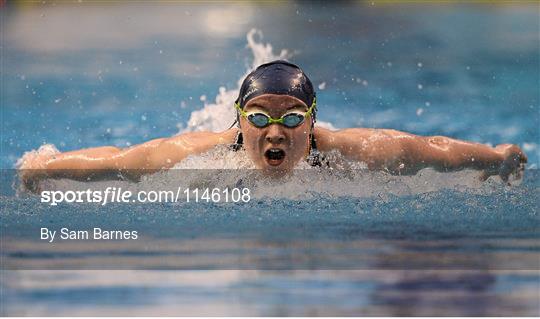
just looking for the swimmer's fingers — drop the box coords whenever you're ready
[479,170,491,182]
[23,178,42,194]
[512,161,526,181]
[479,168,519,184]
[520,150,528,164]
[480,144,527,183]
[18,170,39,194]
[501,164,525,186]
[496,144,527,164]
[496,144,527,183]
[479,165,501,182]
[17,151,52,193]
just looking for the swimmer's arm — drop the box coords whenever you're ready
[401,134,527,181]
[317,128,527,180]
[19,129,238,184]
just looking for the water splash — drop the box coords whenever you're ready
[179,29,290,133]
[173,145,256,169]
[179,29,335,134]
[16,144,60,169]
[165,146,512,199]
[25,140,520,201]
[13,29,522,198]
[16,140,520,200]
[16,29,335,173]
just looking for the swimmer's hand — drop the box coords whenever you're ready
[17,151,52,193]
[480,144,527,183]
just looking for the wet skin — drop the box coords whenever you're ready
[19,93,527,190]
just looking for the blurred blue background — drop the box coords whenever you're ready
[1,2,539,316]
[1,1,539,167]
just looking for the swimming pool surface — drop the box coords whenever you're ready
[1,2,539,316]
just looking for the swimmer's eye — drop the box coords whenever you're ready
[282,113,305,128]
[248,113,271,128]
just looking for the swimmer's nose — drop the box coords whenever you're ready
[265,125,286,144]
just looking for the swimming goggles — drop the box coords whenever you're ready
[234,98,316,128]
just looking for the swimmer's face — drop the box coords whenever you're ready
[240,94,312,172]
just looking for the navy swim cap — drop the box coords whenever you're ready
[236,60,316,110]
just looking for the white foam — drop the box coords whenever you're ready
[179,29,290,134]
[31,143,517,201]
[15,30,519,198]
[173,145,256,170]
[17,29,336,173]
[16,144,60,169]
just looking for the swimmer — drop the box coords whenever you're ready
[19,60,527,190]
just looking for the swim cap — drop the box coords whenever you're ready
[236,60,316,110]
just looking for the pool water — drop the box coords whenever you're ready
[1,2,539,316]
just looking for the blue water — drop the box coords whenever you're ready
[1,2,539,316]
[2,3,539,167]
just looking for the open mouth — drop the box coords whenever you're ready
[264,148,286,166]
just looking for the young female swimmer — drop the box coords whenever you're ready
[19,60,527,189]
